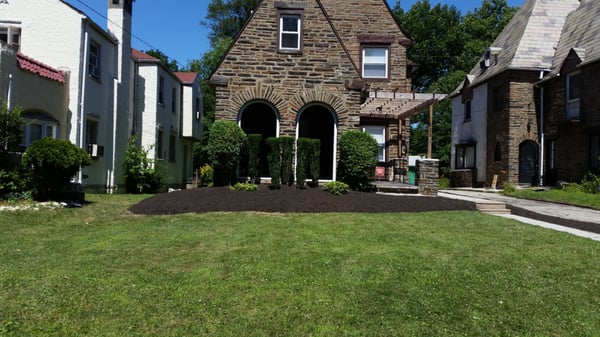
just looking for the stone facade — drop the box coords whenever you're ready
[416,159,439,196]
[211,0,422,182]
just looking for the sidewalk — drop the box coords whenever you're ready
[439,189,600,242]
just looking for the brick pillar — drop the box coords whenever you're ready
[416,159,439,196]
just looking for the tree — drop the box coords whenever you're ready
[0,102,24,164]
[202,0,260,47]
[144,49,180,72]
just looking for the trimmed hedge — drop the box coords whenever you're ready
[206,120,246,186]
[338,130,379,190]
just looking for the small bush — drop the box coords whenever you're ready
[580,172,600,194]
[502,182,517,195]
[323,181,350,196]
[438,176,450,189]
[199,164,214,187]
[230,182,259,192]
[338,130,378,190]
[23,138,91,201]
[123,136,164,194]
[207,120,246,186]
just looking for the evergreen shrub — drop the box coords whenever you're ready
[337,130,378,190]
[206,120,246,186]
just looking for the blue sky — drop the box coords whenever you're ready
[63,0,524,69]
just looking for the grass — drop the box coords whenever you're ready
[1,194,600,336]
[506,188,600,210]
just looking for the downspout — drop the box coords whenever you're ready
[538,70,545,186]
[7,73,13,110]
[77,21,90,184]
[109,77,118,193]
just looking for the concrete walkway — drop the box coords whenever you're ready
[439,189,600,242]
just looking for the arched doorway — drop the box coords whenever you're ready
[239,101,279,177]
[297,104,337,180]
[519,140,539,185]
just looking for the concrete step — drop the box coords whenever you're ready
[476,202,511,214]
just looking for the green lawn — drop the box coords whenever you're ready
[1,194,599,336]
[506,188,600,210]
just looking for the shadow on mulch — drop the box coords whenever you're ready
[128,185,477,215]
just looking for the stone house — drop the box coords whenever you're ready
[449,0,580,188]
[0,0,202,192]
[210,0,442,182]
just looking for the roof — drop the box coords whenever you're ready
[467,0,579,88]
[16,53,65,83]
[174,72,198,84]
[131,48,159,62]
[547,0,600,76]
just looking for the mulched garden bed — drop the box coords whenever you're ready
[128,185,477,215]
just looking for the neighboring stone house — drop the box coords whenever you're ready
[449,0,580,188]
[0,0,202,192]
[536,0,600,185]
[210,0,442,182]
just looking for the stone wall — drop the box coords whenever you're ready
[416,159,439,196]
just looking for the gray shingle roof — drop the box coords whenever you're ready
[468,0,580,88]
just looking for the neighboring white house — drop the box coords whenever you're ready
[0,0,203,192]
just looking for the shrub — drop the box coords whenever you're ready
[280,137,295,186]
[308,139,320,187]
[206,120,246,186]
[22,138,91,201]
[246,134,262,184]
[502,182,517,195]
[337,130,378,190]
[230,182,259,192]
[266,137,282,189]
[122,136,164,194]
[296,138,312,188]
[0,102,24,162]
[580,172,600,194]
[199,164,214,187]
[323,181,349,196]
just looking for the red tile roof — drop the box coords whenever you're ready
[174,72,198,84]
[131,48,159,61]
[16,53,65,83]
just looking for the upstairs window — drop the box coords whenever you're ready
[171,87,177,113]
[88,41,101,79]
[464,100,472,122]
[158,76,165,105]
[362,47,389,79]
[0,23,21,49]
[566,72,581,120]
[279,13,302,52]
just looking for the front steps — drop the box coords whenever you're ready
[476,201,511,214]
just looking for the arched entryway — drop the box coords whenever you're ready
[519,140,539,185]
[297,104,337,180]
[238,101,279,177]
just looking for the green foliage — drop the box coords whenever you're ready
[0,102,24,161]
[266,137,282,189]
[0,167,31,198]
[22,138,91,201]
[280,137,295,186]
[122,136,164,194]
[580,172,600,194]
[144,49,179,72]
[202,0,260,47]
[199,164,214,187]
[246,134,262,183]
[438,176,450,189]
[502,182,517,195]
[230,182,259,192]
[323,181,349,196]
[295,138,312,189]
[207,120,246,186]
[338,131,379,190]
[308,139,320,187]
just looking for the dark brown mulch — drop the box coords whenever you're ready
[128,185,477,215]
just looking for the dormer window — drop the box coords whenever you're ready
[279,12,302,52]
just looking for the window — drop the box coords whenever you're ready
[86,119,98,146]
[464,100,472,122]
[195,97,201,120]
[22,121,57,147]
[279,13,302,51]
[171,87,177,113]
[548,139,556,170]
[591,136,599,169]
[156,130,164,159]
[566,72,581,120]
[494,142,502,162]
[362,47,389,79]
[493,86,505,113]
[169,134,176,162]
[364,126,386,162]
[0,23,21,49]
[88,41,101,79]
[158,77,165,105]
[455,144,475,169]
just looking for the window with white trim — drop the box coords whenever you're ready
[22,121,57,147]
[455,144,475,169]
[566,72,581,120]
[279,13,302,51]
[364,126,386,162]
[88,41,101,79]
[0,22,21,49]
[362,47,389,79]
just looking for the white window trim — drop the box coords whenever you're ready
[363,126,386,162]
[0,22,21,48]
[362,47,389,79]
[279,14,302,51]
